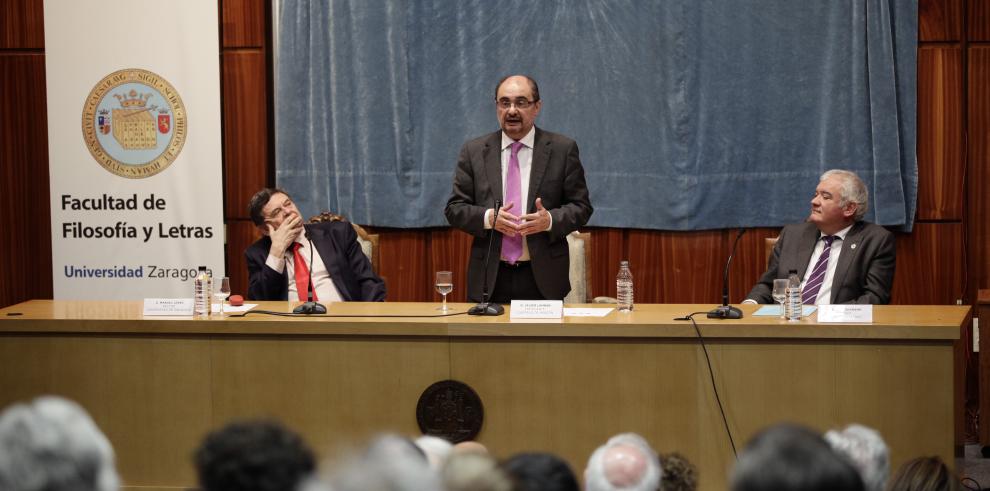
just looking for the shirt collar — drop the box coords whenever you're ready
[501,126,536,151]
[820,223,854,242]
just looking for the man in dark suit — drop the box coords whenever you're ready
[245,188,385,302]
[445,75,593,303]
[745,169,895,305]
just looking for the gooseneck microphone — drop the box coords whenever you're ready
[468,199,505,316]
[293,228,328,315]
[707,228,746,319]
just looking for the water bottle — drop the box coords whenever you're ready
[193,266,212,316]
[785,269,802,322]
[616,261,634,312]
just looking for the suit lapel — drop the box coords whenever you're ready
[828,222,863,303]
[483,132,503,204]
[305,223,351,301]
[795,224,819,278]
[527,128,550,214]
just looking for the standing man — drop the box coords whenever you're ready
[745,169,895,305]
[245,188,385,302]
[445,75,593,303]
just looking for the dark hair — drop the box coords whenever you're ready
[887,456,960,491]
[730,423,864,491]
[247,187,290,226]
[495,75,540,102]
[660,452,699,491]
[501,452,579,491]
[194,419,315,491]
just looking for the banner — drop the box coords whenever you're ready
[44,0,224,299]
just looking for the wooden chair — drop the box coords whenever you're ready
[764,237,779,270]
[308,212,381,275]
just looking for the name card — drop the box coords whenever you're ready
[817,304,873,323]
[143,298,194,316]
[510,300,564,319]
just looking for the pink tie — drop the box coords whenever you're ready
[502,141,525,264]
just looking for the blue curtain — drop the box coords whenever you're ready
[276,0,917,231]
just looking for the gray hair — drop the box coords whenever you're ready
[0,396,120,491]
[821,169,869,221]
[329,434,441,491]
[585,433,663,491]
[824,424,890,491]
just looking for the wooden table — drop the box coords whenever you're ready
[0,300,969,491]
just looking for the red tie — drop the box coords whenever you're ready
[292,243,318,302]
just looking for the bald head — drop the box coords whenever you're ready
[585,433,662,491]
[603,444,650,487]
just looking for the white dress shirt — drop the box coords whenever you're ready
[803,223,853,305]
[265,238,343,302]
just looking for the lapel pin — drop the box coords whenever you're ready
[850,244,857,250]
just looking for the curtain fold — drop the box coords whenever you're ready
[276,0,917,231]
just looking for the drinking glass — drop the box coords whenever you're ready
[435,271,453,311]
[215,277,231,316]
[772,278,789,320]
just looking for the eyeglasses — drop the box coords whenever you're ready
[496,98,537,109]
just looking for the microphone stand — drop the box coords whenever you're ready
[707,228,745,319]
[293,229,327,314]
[469,200,505,316]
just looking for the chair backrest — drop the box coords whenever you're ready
[309,212,380,274]
[764,237,779,270]
[564,231,591,303]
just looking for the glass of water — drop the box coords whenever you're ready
[435,271,453,311]
[772,278,789,320]
[215,277,231,316]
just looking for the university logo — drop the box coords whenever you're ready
[81,69,186,178]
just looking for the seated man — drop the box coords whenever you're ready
[245,188,385,301]
[745,169,895,305]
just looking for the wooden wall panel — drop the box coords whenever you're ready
[226,220,261,299]
[0,0,44,49]
[222,0,267,48]
[428,228,473,302]
[376,228,430,302]
[969,0,990,40]
[587,228,625,300]
[920,0,962,41]
[222,52,268,220]
[917,46,964,221]
[627,230,724,304]
[0,54,52,308]
[892,223,965,305]
[970,47,990,295]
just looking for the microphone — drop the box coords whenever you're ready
[707,228,746,319]
[293,228,327,315]
[468,199,505,316]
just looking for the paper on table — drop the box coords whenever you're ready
[563,308,614,317]
[213,303,257,313]
[753,305,818,316]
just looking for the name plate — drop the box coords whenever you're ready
[817,304,873,323]
[510,300,564,319]
[143,298,194,316]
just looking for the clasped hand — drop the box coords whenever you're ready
[493,198,550,237]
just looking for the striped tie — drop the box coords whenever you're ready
[802,235,837,305]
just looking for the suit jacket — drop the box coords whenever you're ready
[444,128,593,301]
[746,221,895,304]
[245,221,386,302]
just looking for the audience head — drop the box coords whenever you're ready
[414,435,453,471]
[502,452,579,491]
[329,433,438,491]
[824,424,890,491]
[585,432,662,491]
[659,452,698,491]
[442,451,513,491]
[730,423,864,491]
[887,456,960,491]
[194,419,315,491]
[0,395,120,491]
[453,440,490,455]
